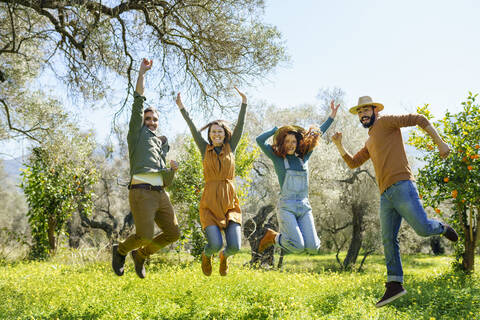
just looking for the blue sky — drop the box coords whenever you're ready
[2,0,480,160]
[256,0,480,115]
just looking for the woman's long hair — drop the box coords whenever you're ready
[273,126,321,159]
[200,120,232,145]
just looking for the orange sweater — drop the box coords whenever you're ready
[342,114,430,194]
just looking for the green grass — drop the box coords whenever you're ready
[0,249,479,319]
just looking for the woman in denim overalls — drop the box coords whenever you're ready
[256,101,339,253]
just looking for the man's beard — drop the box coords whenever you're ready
[360,113,376,128]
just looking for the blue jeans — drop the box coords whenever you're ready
[204,222,241,257]
[380,180,445,283]
[277,198,320,254]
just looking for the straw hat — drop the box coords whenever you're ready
[349,96,384,115]
[273,125,305,145]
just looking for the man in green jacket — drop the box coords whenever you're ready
[112,58,180,279]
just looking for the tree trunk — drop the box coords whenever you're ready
[243,204,277,268]
[67,211,86,248]
[460,207,478,273]
[463,239,475,273]
[343,203,365,269]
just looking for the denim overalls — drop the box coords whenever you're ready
[276,157,320,254]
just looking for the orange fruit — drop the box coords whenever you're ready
[419,194,423,199]
[462,199,466,203]
[468,165,473,170]
[443,177,449,182]
[451,190,458,198]
[434,208,441,214]
[475,145,480,149]
[462,157,468,162]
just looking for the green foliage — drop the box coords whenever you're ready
[408,93,480,271]
[235,133,260,204]
[20,133,98,259]
[169,138,205,259]
[0,251,479,319]
[169,135,259,258]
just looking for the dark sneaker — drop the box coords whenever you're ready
[201,252,212,276]
[375,282,407,308]
[258,228,278,253]
[443,224,458,242]
[112,244,126,276]
[219,251,228,276]
[131,250,146,279]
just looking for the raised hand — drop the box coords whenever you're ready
[332,132,343,145]
[139,58,153,74]
[330,100,340,118]
[438,141,451,159]
[234,86,247,104]
[175,93,184,110]
[170,160,179,171]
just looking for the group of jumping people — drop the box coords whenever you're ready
[111,58,459,308]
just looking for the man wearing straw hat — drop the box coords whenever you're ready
[331,96,458,308]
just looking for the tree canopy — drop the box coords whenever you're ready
[0,0,287,137]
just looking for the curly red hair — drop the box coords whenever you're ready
[272,126,321,159]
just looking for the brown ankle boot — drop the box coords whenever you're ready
[219,251,228,276]
[131,250,146,279]
[201,252,212,276]
[258,228,278,253]
[112,244,126,276]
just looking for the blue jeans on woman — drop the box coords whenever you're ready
[204,222,241,257]
[380,180,445,283]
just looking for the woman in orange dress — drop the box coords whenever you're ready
[176,88,247,276]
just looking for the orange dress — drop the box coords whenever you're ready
[199,143,242,229]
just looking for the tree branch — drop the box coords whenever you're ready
[0,98,41,142]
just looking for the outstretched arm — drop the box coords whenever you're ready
[332,132,370,168]
[384,114,450,159]
[128,59,152,146]
[423,124,450,159]
[315,100,340,134]
[135,58,152,96]
[256,127,279,161]
[230,87,248,152]
[176,93,208,156]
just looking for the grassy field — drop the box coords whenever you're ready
[0,249,479,320]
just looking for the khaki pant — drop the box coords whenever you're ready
[118,189,180,259]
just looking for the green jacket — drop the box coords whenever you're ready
[127,92,175,185]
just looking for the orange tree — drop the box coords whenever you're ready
[408,93,480,273]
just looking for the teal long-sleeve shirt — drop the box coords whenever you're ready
[256,117,334,188]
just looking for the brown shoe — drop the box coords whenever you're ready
[112,244,126,276]
[219,251,228,276]
[443,224,458,242]
[375,282,407,308]
[258,228,278,253]
[201,252,212,276]
[131,250,146,279]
